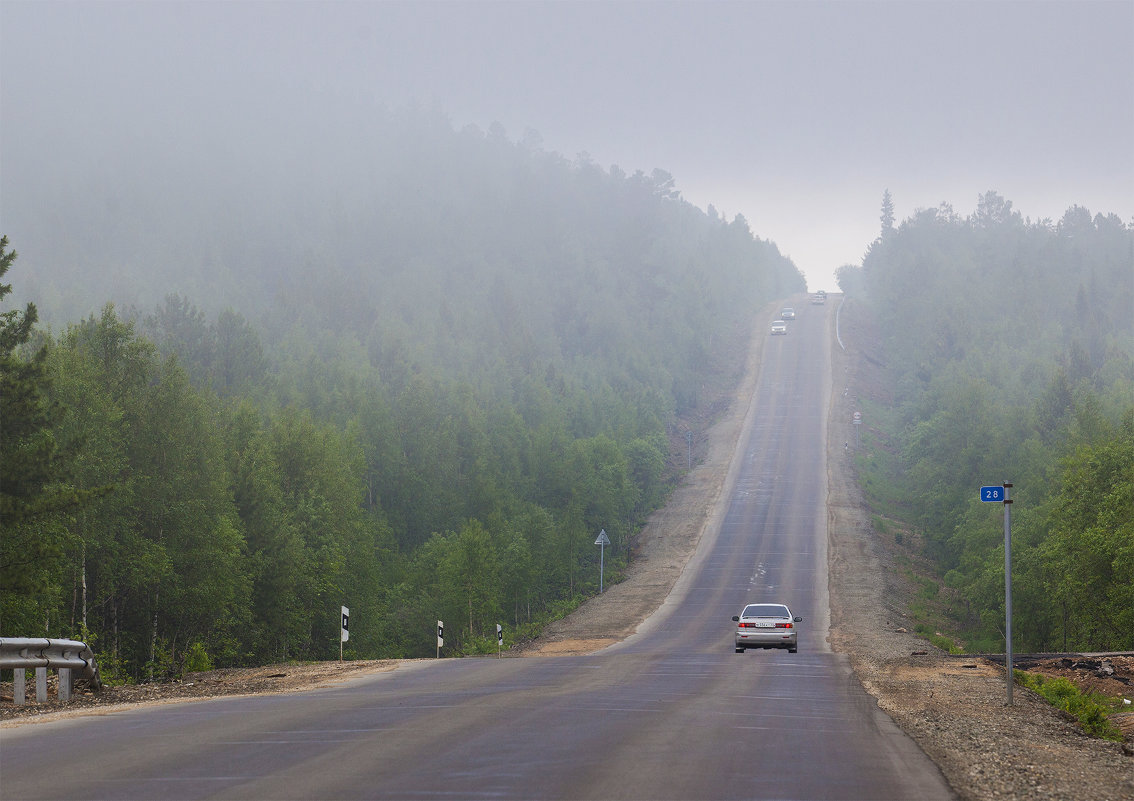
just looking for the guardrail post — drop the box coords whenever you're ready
[59,668,73,701]
[2,637,102,705]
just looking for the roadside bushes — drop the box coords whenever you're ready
[1015,671,1125,741]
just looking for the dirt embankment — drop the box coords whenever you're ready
[4,297,1132,801]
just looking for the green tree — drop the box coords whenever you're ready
[142,294,214,386]
[133,357,249,670]
[45,334,130,638]
[54,308,170,668]
[1046,412,1134,650]
[0,236,84,628]
[269,408,386,659]
[228,402,308,661]
[854,196,1132,653]
[212,309,267,397]
[53,306,250,675]
[438,519,500,640]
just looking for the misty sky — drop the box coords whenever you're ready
[2,0,1132,291]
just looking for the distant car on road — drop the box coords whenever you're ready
[771,320,787,335]
[780,307,795,320]
[733,603,802,653]
[810,293,826,305]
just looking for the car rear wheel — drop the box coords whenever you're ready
[735,647,744,653]
[788,647,797,653]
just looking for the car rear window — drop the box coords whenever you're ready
[742,604,790,618]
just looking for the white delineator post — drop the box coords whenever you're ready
[340,606,349,662]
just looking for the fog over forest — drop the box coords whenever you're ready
[2,1,1133,669]
[2,0,1132,311]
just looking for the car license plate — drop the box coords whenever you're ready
[754,622,774,627]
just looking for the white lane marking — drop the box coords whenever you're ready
[567,706,659,713]
[92,777,258,783]
[722,710,851,721]
[735,725,856,733]
[218,739,361,744]
[262,728,393,733]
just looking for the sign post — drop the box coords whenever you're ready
[340,606,349,662]
[980,483,1014,704]
[595,529,611,593]
[437,620,444,658]
[497,623,503,657]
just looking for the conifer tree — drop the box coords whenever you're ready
[880,189,895,238]
[0,237,73,601]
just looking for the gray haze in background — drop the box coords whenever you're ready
[2,0,1131,292]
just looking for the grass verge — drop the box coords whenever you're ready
[1015,670,1126,741]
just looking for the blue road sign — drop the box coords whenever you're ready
[980,485,1005,502]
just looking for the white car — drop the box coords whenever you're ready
[733,603,802,653]
[771,320,787,335]
[780,307,796,320]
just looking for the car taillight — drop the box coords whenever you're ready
[775,622,792,628]
[739,622,754,628]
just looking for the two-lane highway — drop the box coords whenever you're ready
[1,301,955,800]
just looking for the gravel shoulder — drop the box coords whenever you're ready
[4,296,1132,801]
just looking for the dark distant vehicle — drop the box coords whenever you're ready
[733,603,802,653]
[771,320,787,335]
[780,307,795,320]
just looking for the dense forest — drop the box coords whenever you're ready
[0,112,804,680]
[839,191,1133,653]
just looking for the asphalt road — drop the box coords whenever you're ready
[1,302,956,800]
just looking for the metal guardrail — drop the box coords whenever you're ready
[1,637,102,705]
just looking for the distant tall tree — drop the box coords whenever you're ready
[880,190,896,238]
[1058,205,1095,237]
[143,294,214,383]
[650,169,679,199]
[973,190,1019,228]
[212,309,267,396]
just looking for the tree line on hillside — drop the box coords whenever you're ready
[0,129,802,679]
[838,192,1133,653]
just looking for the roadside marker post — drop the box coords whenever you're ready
[340,606,349,661]
[595,529,611,593]
[981,483,1014,705]
[437,620,444,658]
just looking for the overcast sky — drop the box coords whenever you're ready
[3,0,1132,291]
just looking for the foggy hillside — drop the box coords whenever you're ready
[0,97,804,666]
[6,92,802,378]
[837,194,1133,654]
